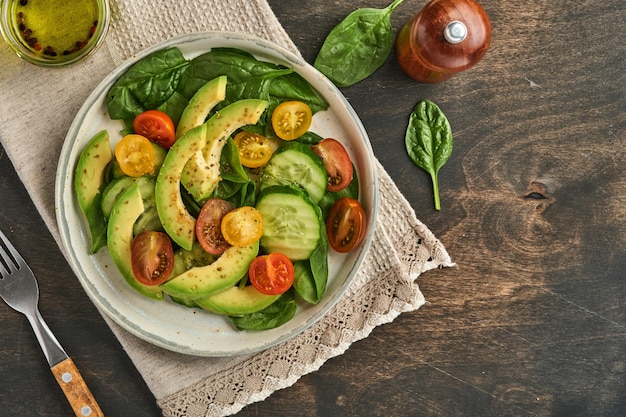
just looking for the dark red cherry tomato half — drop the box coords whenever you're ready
[196,198,234,255]
[326,197,367,253]
[131,231,175,286]
[312,138,353,192]
[249,253,295,295]
[133,110,176,149]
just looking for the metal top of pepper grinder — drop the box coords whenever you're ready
[443,21,468,44]
[396,0,492,83]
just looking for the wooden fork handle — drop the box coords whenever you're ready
[51,358,105,417]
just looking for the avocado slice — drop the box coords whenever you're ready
[181,98,268,202]
[176,75,227,138]
[106,184,163,300]
[155,99,268,250]
[154,124,206,251]
[161,241,259,300]
[151,142,167,174]
[75,130,112,214]
[194,285,281,316]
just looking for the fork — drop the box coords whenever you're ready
[0,230,104,417]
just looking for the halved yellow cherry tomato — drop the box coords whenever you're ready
[114,134,155,177]
[271,101,312,141]
[233,131,275,168]
[221,206,264,247]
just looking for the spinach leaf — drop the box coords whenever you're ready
[268,72,328,114]
[314,0,405,87]
[293,202,329,304]
[86,193,107,253]
[179,48,292,105]
[106,48,190,122]
[179,48,328,126]
[295,131,324,145]
[405,100,453,210]
[213,138,257,207]
[219,138,249,184]
[230,289,297,330]
[293,262,318,304]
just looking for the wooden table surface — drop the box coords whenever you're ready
[1,0,624,416]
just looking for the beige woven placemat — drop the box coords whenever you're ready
[0,1,454,416]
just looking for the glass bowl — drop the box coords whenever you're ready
[0,0,110,67]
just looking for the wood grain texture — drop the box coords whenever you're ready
[51,358,104,417]
[0,0,624,416]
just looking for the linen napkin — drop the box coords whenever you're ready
[0,1,454,416]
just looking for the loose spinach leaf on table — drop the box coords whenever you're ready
[106,48,190,123]
[405,100,453,211]
[314,0,405,87]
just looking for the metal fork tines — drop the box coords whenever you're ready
[0,230,104,417]
[0,230,68,365]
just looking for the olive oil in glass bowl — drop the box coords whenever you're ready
[0,0,110,66]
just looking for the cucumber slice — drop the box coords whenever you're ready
[260,141,327,203]
[256,185,322,261]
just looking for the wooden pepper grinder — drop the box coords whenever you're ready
[396,0,491,83]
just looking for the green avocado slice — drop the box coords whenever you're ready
[161,241,259,300]
[106,184,163,300]
[180,99,269,203]
[175,75,227,138]
[155,99,268,250]
[75,130,112,214]
[194,285,281,316]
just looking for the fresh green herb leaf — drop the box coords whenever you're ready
[307,228,329,302]
[293,262,318,304]
[106,48,190,122]
[314,0,404,87]
[267,72,328,114]
[230,290,297,330]
[180,48,292,103]
[86,193,107,253]
[405,100,453,210]
[293,198,329,304]
[213,138,257,207]
[295,131,324,145]
[179,48,327,113]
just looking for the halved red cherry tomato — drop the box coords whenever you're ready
[196,198,234,255]
[233,131,275,168]
[326,197,367,253]
[133,110,176,149]
[221,206,264,247]
[114,134,156,177]
[271,101,312,140]
[131,231,175,286]
[249,253,295,295]
[312,138,354,192]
